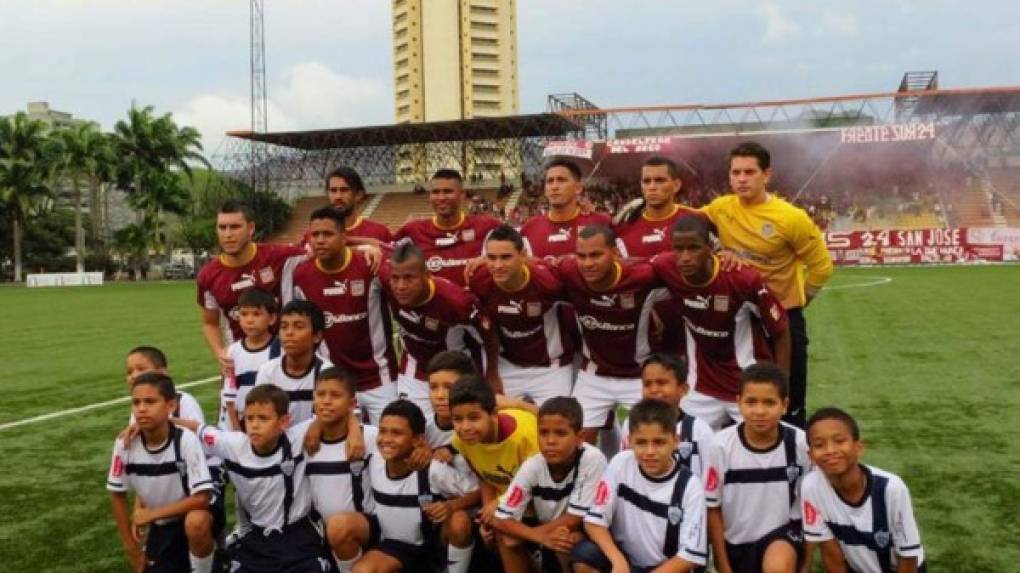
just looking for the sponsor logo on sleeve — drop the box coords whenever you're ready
[705,467,719,492]
[203,432,216,446]
[112,455,125,477]
[506,485,524,508]
[804,501,818,526]
[594,480,609,505]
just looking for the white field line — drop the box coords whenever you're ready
[0,375,219,432]
[826,276,893,290]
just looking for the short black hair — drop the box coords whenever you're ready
[643,156,680,179]
[309,205,349,229]
[280,299,326,334]
[807,407,861,441]
[390,241,426,270]
[538,396,583,432]
[486,224,525,252]
[449,374,497,414]
[738,361,789,399]
[246,383,289,416]
[127,345,168,369]
[425,351,477,377]
[730,141,771,171]
[131,371,176,401]
[642,353,688,384]
[431,168,463,184]
[238,288,277,314]
[544,158,582,181]
[578,223,617,247]
[218,199,254,222]
[381,399,427,435]
[671,214,712,245]
[315,365,357,397]
[628,398,678,434]
[325,166,366,193]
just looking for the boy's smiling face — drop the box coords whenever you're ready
[451,402,494,445]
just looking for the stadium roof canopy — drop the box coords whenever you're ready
[910,87,1020,115]
[226,113,581,150]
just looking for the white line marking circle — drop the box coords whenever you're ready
[826,276,893,290]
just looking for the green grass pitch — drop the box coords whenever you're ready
[0,266,1017,571]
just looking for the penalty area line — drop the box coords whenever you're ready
[0,375,220,432]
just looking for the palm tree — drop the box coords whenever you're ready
[53,122,109,273]
[0,112,53,282]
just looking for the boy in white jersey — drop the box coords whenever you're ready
[494,396,607,572]
[620,353,715,487]
[108,372,217,573]
[179,384,335,573]
[705,363,810,573]
[223,288,279,430]
[125,346,204,423]
[573,399,708,573]
[801,408,925,573]
[329,400,479,573]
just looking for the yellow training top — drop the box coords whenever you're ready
[702,193,833,309]
[453,408,539,494]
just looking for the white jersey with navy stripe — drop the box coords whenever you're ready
[224,337,280,426]
[197,420,314,532]
[496,443,607,523]
[106,426,213,525]
[620,412,715,489]
[128,392,218,468]
[704,422,811,545]
[801,466,924,573]
[306,425,379,519]
[367,454,477,546]
[585,450,708,568]
[424,415,455,449]
[254,355,331,424]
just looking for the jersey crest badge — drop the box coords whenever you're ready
[351,280,365,296]
[620,292,635,310]
[349,459,365,477]
[667,506,684,525]
[677,441,693,459]
[786,465,800,483]
[462,228,476,242]
[424,317,440,331]
[280,459,295,477]
[761,223,775,238]
[526,302,542,317]
[713,295,729,312]
[418,493,435,507]
[874,530,891,549]
[259,266,275,284]
[176,460,188,477]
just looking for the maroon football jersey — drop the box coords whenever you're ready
[285,251,397,391]
[651,251,788,401]
[519,211,612,261]
[300,215,394,249]
[196,243,307,342]
[614,205,706,259]
[394,213,502,286]
[552,258,669,379]
[469,261,572,369]
[378,266,484,381]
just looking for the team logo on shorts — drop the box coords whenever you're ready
[786,465,800,483]
[280,459,295,477]
[677,441,693,459]
[713,295,729,312]
[874,530,891,549]
[667,505,684,525]
[761,223,774,238]
[804,501,818,526]
[620,292,635,310]
[462,228,476,242]
[526,302,542,317]
[259,266,275,284]
[351,280,365,296]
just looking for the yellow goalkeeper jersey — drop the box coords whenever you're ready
[453,408,539,493]
[702,193,833,309]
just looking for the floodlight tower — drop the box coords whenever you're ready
[250,0,269,192]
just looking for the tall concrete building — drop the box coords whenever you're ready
[392,0,520,182]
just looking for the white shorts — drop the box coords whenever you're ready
[681,389,742,431]
[357,382,398,426]
[396,375,434,419]
[499,358,574,406]
[571,369,642,429]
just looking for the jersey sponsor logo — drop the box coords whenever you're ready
[590,294,617,308]
[578,314,634,332]
[548,228,571,243]
[505,485,525,508]
[323,280,348,296]
[497,301,523,315]
[705,467,719,491]
[761,223,775,238]
[351,280,365,296]
[620,292,635,310]
[683,295,710,310]
[426,256,471,273]
[594,480,609,505]
[526,301,542,317]
[641,228,666,244]
[112,455,125,477]
[435,233,458,247]
[462,228,476,242]
[259,266,275,284]
[398,309,421,324]
[500,324,543,339]
[231,273,256,291]
[324,311,368,328]
[667,505,684,525]
[804,500,818,526]
[713,295,730,312]
[682,317,730,338]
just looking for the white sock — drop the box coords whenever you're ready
[336,549,361,573]
[190,552,213,573]
[447,543,473,573]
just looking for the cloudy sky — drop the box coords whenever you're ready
[1,0,1017,153]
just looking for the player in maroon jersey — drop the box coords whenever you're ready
[651,214,791,430]
[379,241,501,417]
[197,200,307,374]
[283,206,398,424]
[300,166,393,249]
[552,224,671,444]
[468,225,573,405]
[614,156,706,258]
[519,158,611,261]
[393,168,501,286]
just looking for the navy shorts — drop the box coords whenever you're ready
[371,538,432,572]
[143,520,190,573]
[231,518,335,573]
[725,521,803,573]
[569,539,656,573]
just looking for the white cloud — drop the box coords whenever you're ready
[761,2,802,42]
[820,12,861,38]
